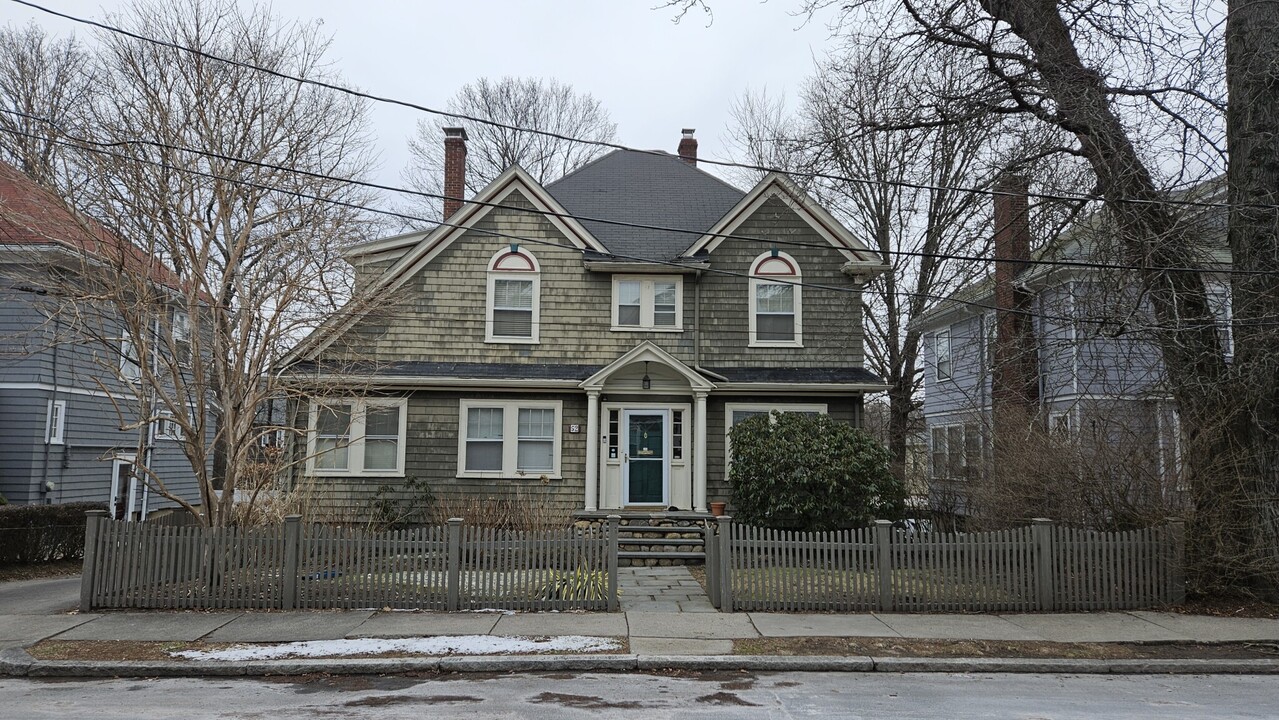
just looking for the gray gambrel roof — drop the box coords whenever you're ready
[545,150,745,262]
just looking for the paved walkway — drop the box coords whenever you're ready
[4,609,1279,656]
[617,566,716,613]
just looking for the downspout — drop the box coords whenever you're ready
[39,311,60,504]
[691,271,728,383]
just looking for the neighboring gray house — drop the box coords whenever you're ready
[915,176,1230,518]
[285,129,887,518]
[0,160,207,518]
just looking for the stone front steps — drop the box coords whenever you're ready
[573,511,713,567]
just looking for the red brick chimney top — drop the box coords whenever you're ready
[678,128,697,166]
[443,127,468,220]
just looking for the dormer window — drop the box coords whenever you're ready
[749,252,802,347]
[611,276,682,331]
[486,248,540,343]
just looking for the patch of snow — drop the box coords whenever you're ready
[171,635,622,661]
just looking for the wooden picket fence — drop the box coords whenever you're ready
[81,512,619,612]
[706,518,1185,613]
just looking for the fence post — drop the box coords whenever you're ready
[445,518,463,612]
[281,515,301,611]
[703,521,719,608]
[874,520,893,612]
[79,510,107,612]
[606,515,620,613]
[1167,517,1186,605]
[1032,518,1056,611]
[716,515,733,612]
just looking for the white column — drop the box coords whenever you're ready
[693,391,708,513]
[585,390,600,511]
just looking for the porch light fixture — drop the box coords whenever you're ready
[642,361,651,390]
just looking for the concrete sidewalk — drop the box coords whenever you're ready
[3,609,1278,656]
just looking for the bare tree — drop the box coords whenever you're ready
[19,0,380,527]
[0,22,95,197]
[667,0,1278,594]
[403,76,617,220]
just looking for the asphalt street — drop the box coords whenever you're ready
[1,671,1274,719]
[0,576,79,615]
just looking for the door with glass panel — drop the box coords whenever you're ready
[623,410,667,505]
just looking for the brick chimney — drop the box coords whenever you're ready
[678,128,697,166]
[443,127,468,220]
[990,173,1040,421]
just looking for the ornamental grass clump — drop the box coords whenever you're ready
[728,411,906,531]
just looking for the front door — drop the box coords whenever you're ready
[624,410,667,505]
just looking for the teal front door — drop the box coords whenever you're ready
[624,411,667,505]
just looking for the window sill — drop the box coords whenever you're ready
[748,340,803,348]
[307,469,407,479]
[456,471,563,481]
[485,336,540,345]
[610,326,684,333]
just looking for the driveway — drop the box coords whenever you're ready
[0,574,80,614]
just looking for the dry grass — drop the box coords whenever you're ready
[733,636,1279,659]
[0,559,82,582]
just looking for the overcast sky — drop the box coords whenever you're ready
[6,0,840,189]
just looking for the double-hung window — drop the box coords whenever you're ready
[935,329,952,380]
[120,337,142,383]
[930,423,978,479]
[459,400,562,477]
[749,252,802,346]
[46,400,66,445]
[172,310,191,366]
[308,398,408,476]
[486,248,540,343]
[612,276,682,330]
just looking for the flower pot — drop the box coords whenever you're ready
[709,501,727,517]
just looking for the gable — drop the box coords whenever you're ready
[683,173,882,269]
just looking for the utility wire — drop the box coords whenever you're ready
[13,125,1279,335]
[2,107,1268,280]
[12,0,1278,213]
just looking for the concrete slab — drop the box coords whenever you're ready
[1000,612,1189,643]
[346,613,500,638]
[630,637,733,655]
[749,613,899,638]
[876,613,1047,641]
[626,611,759,639]
[206,611,374,643]
[492,613,627,637]
[56,612,237,641]
[0,615,99,644]
[1129,612,1279,642]
[676,601,717,613]
[620,601,683,613]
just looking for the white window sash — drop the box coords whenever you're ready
[611,276,683,331]
[458,400,562,478]
[307,399,408,477]
[747,254,803,347]
[46,400,66,445]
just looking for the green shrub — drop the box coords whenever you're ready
[728,411,906,531]
[0,503,105,564]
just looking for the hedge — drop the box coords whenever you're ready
[0,503,105,564]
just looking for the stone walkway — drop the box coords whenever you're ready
[617,566,716,613]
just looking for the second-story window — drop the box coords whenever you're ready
[749,252,802,347]
[935,329,952,380]
[486,248,540,343]
[612,276,682,331]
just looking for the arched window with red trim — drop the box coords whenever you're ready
[486,247,540,343]
[749,251,802,346]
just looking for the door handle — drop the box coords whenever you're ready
[623,454,629,462]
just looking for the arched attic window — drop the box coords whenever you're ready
[749,251,802,346]
[486,247,540,343]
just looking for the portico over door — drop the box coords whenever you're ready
[623,410,667,505]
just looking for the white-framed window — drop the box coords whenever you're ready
[724,402,827,468]
[458,399,562,478]
[46,399,66,445]
[1048,409,1074,437]
[155,410,183,441]
[749,251,802,347]
[929,422,980,480]
[307,398,408,476]
[120,337,142,382]
[1205,280,1233,361]
[485,248,540,343]
[935,329,952,380]
[172,310,191,366]
[611,275,683,331]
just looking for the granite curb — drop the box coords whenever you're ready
[3,647,1279,677]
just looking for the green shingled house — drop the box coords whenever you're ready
[286,129,886,518]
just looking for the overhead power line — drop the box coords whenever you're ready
[2,107,1268,281]
[12,0,1277,213]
